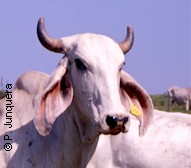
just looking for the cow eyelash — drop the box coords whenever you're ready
[75,59,87,71]
[119,62,125,71]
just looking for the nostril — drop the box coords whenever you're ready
[122,117,128,125]
[106,116,118,129]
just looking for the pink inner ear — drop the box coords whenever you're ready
[34,79,73,136]
[121,81,148,109]
[120,88,131,112]
[60,71,72,96]
[44,74,74,123]
[33,70,73,136]
[120,72,154,136]
[33,95,52,136]
[120,84,144,125]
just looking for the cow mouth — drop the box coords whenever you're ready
[102,126,128,135]
[110,127,128,135]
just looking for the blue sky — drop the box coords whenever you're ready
[0,1,190,94]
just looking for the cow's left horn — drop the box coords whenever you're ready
[37,17,64,53]
[119,26,134,54]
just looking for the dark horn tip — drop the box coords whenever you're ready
[37,17,47,45]
[119,26,134,54]
[126,26,134,40]
[38,17,44,23]
[37,17,63,53]
[37,17,45,30]
[37,17,45,29]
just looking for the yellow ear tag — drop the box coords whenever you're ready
[130,103,141,116]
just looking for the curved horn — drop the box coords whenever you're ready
[119,26,134,54]
[37,17,64,53]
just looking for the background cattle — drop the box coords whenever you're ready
[168,86,191,111]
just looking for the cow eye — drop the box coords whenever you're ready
[119,62,125,72]
[119,66,123,72]
[75,59,87,71]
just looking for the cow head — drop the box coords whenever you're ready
[33,18,153,141]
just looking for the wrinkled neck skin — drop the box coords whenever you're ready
[51,102,99,168]
[69,97,101,142]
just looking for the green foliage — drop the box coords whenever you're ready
[0,90,6,99]
[150,94,191,114]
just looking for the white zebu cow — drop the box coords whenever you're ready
[87,109,191,168]
[168,86,191,111]
[0,18,154,168]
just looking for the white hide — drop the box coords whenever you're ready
[88,109,191,168]
[0,31,153,168]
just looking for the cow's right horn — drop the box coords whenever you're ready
[37,17,64,53]
[119,26,134,55]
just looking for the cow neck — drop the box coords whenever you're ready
[68,102,99,145]
[58,104,99,168]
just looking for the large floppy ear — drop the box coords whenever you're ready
[33,57,73,136]
[120,70,154,136]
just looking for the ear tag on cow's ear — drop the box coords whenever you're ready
[130,103,141,116]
